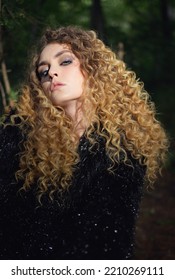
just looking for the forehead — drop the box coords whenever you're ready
[39,43,71,62]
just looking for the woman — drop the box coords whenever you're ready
[0,26,168,260]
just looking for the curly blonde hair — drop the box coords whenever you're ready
[12,25,168,199]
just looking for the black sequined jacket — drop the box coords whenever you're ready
[0,124,145,260]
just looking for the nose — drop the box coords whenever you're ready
[48,67,58,79]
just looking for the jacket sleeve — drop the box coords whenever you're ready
[0,124,22,181]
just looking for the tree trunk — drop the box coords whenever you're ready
[117,42,125,61]
[0,0,12,110]
[0,0,3,62]
[90,0,106,43]
[160,0,173,82]
[0,81,7,108]
[1,61,11,95]
[160,0,172,41]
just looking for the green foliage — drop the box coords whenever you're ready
[9,88,18,102]
[0,0,26,29]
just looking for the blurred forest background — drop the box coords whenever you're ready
[0,0,175,259]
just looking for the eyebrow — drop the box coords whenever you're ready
[37,50,72,68]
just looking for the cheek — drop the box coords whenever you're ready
[77,72,85,89]
[75,79,84,95]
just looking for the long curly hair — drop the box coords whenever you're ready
[12,25,168,199]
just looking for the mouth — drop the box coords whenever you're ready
[51,83,65,91]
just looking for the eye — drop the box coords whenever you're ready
[37,69,49,80]
[60,59,72,66]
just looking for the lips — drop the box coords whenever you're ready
[51,82,65,91]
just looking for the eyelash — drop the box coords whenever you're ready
[38,59,72,79]
[38,70,49,79]
[60,59,72,66]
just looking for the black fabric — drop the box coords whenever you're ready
[0,124,145,260]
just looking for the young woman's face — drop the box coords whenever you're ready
[37,43,85,108]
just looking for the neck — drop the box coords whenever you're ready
[61,101,86,138]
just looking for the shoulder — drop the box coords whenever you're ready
[0,121,24,179]
[0,122,23,150]
[0,109,24,143]
[78,133,146,191]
